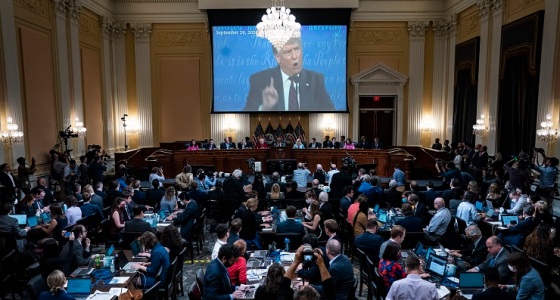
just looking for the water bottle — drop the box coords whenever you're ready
[110,257,116,273]
[284,238,290,251]
[114,253,119,272]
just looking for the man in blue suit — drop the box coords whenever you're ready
[354,219,385,265]
[276,206,306,235]
[170,192,198,241]
[395,203,423,233]
[204,244,249,300]
[325,239,355,300]
[244,38,335,112]
[500,205,537,247]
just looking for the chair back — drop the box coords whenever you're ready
[196,268,205,298]
[187,281,202,300]
[26,274,47,300]
[373,264,388,298]
[165,257,178,286]
[347,277,357,300]
[142,281,160,300]
[528,257,551,285]
[275,233,303,251]
[449,199,462,215]
[0,231,17,255]
[355,248,369,279]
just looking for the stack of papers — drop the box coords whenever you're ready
[436,285,450,299]
[86,288,126,300]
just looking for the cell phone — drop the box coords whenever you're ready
[64,232,71,237]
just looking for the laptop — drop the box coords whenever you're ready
[373,204,380,214]
[106,244,115,257]
[436,242,449,257]
[10,214,27,227]
[27,216,38,227]
[69,267,94,278]
[66,278,92,300]
[426,254,447,282]
[485,208,495,217]
[501,215,519,226]
[425,247,436,262]
[485,200,494,210]
[413,242,427,257]
[143,218,158,228]
[394,215,405,222]
[40,212,51,224]
[158,210,167,220]
[130,239,142,257]
[459,272,485,295]
[402,241,425,259]
[377,210,388,223]
[475,201,483,212]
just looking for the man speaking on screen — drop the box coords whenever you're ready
[244,37,335,111]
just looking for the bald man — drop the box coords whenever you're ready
[326,239,355,300]
[424,197,452,242]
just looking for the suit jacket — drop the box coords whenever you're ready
[328,255,355,300]
[244,66,335,111]
[383,188,402,208]
[395,216,423,233]
[356,141,370,149]
[459,237,489,267]
[60,239,91,269]
[124,218,154,234]
[308,142,322,149]
[206,143,218,150]
[79,202,104,219]
[0,172,17,198]
[132,189,147,205]
[323,140,334,148]
[371,141,383,149]
[330,171,352,200]
[37,184,55,206]
[39,290,75,300]
[0,215,26,239]
[227,232,240,245]
[173,200,199,240]
[320,202,334,220]
[477,248,512,283]
[237,141,253,149]
[413,202,430,226]
[276,219,306,235]
[204,258,235,300]
[354,232,385,264]
[313,171,326,184]
[220,142,236,150]
[506,216,537,236]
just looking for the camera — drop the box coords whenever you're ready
[302,244,316,263]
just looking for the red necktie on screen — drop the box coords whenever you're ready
[289,76,299,110]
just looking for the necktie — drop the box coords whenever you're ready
[489,258,495,266]
[289,76,299,110]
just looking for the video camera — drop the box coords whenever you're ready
[59,125,79,139]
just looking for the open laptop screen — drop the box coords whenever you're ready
[130,239,142,257]
[377,210,388,223]
[459,272,484,288]
[427,254,447,277]
[502,215,519,226]
[66,278,91,295]
[10,214,27,225]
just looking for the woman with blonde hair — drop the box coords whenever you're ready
[39,270,74,300]
[534,200,554,226]
[267,183,285,201]
[160,186,178,214]
[485,183,502,206]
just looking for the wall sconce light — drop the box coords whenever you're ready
[421,118,435,133]
[537,114,557,143]
[127,119,139,134]
[75,118,87,137]
[472,114,488,135]
[1,117,24,145]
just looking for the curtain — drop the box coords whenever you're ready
[452,69,477,146]
[497,55,539,160]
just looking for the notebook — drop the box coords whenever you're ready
[66,278,92,300]
[27,216,38,227]
[459,272,485,295]
[10,214,27,227]
[501,215,519,226]
[426,254,447,282]
[130,239,142,257]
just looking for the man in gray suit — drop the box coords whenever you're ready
[60,225,92,270]
[468,236,512,283]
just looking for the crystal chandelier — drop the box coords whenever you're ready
[1,117,24,144]
[537,114,557,143]
[256,0,301,52]
[472,114,488,135]
[75,118,87,137]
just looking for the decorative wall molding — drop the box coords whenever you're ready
[79,15,100,40]
[155,31,202,46]
[477,0,492,18]
[459,10,480,38]
[14,0,50,18]
[492,0,503,13]
[407,21,429,37]
[67,0,82,20]
[507,0,541,15]
[52,0,68,16]
[355,30,403,45]
[131,23,153,39]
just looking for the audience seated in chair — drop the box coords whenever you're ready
[212,224,229,260]
[386,256,438,300]
[448,225,488,269]
[424,197,451,242]
[39,270,74,300]
[276,206,306,235]
[354,219,384,265]
[395,203,423,233]
[379,225,406,260]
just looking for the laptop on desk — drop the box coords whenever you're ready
[501,215,519,226]
[27,216,38,227]
[401,241,425,259]
[66,278,92,300]
[377,210,388,223]
[475,201,484,212]
[130,239,142,258]
[10,214,27,228]
[459,272,485,295]
[426,254,447,282]
[40,212,52,224]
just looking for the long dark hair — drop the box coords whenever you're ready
[161,225,182,250]
[264,263,285,293]
[506,252,532,285]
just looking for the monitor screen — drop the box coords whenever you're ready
[475,201,483,211]
[413,242,426,257]
[212,25,348,113]
[427,254,447,276]
[10,214,26,225]
[130,239,142,257]
[502,215,519,226]
[377,210,388,223]
[66,278,91,294]
[425,247,436,262]
[459,272,484,288]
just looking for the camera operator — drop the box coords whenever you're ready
[530,148,558,195]
[278,245,335,300]
[63,159,80,196]
[503,154,531,191]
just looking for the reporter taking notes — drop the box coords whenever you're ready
[244,37,335,112]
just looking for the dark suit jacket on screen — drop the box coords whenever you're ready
[244,66,335,111]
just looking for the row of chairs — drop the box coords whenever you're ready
[355,248,388,300]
